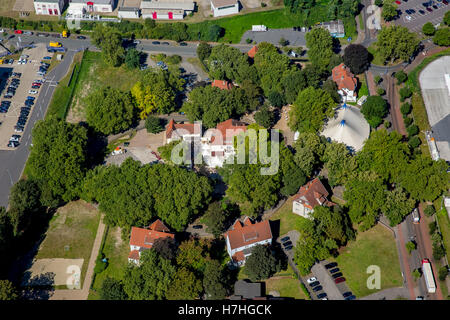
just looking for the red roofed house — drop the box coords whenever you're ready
[292,178,334,219]
[164,119,202,144]
[224,217,272,266]
[128,219,175,265]
[332,63,357,102]
[247,46,258,59]
[201,119,247,167]
[211,80,234,91]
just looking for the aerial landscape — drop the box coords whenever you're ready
[0,0,449,307]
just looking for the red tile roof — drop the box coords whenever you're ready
[128,250,140,261]
[165,119,197,140]
[224,218,272,251]
[211,119,247,145]
[247,46,258,58]
[232,251,246,262]
[332,63,357,91]
[212,80,234,90]
[293,178,333,209]
[129,219,174,250]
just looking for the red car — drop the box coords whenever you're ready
[32,82,42,87]
[335,277,346,284]
[14,30,23,34]
[395,0,401,4]
[443,0,448,5]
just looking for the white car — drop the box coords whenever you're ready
[133,40,141,44]
[29,90,38,94]
[405,15,412,21]
[307,277,317,284]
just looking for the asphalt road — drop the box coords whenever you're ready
[0,50,76,208]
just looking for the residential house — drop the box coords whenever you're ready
[201,119,247,168]
[224,217,272,266]
[34,0,66,16]
[319,20,345,38]
[211,79,234,90]
[292,178,334,219]
[164,119,202,144]
[332,63,358,102]
[210,0,239,17]
[230,279,266,300]
[140,0,195,20]
[67,0,114,16]
[247,45,258,59]
[128,219,175,264]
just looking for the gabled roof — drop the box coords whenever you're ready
[212,80,234,90]
[211,0,238,8]
[165,119,198,140]
[332,63,357,92]
[293,178,333,209]
[247,46,258,59]
[212,119,247,145]
[224,218,272,251]
[129,219,174,250]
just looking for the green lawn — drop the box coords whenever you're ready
[357,75,369,97]
[35,200,101,288]
[265,276,308,299]
[269,196,310,236]
[88,226,130,300]
[331,224,403,298]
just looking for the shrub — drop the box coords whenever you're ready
[261,2,267,6]
[429,221,437,235]
[422,22,436,36]
[94,253,108,274]
[246,38,253,44]
[145,115,164,134]
[433,242,446,260]
[400,102,412,115]
[384,120,391,128]
[403,116,413,127]
[395,70,408,84]
[407,124,419,137]
[412,269,421,280]
[424,205,436,217]
[433,28,450,47]
[279,37,289,46]
[374,75,382,84]
[408,136,421,148]
[399,86,412,101]
[375,0,383,6]
[406,241,416,254]
[377,87,385,95]
[165,55,182,65]
[438,266,449,281]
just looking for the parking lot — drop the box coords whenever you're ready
[0,44,51,150]
[394,0,450,33]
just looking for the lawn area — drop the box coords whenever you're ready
[45,51,84,120]
[269,196,309,236]
[89,226,129,300]
[331,224,403,298]
[357,75,369,97]
[68,50,138,123]
[35,200,101,288]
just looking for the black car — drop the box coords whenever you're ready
[332,272,343,279]
[7,141,19,148]
[409,8,416,12]
[152,41,160,45]
[280,236,290,242]
[25,101,34,106]
[330,268,340,274]
[426,6,433,11]
[343,291,353,298]
[432,4,438,8]
[405,9,411,13]
[179,42,188,46]
[317,293,327,299]
[77,35,87,40]
[419,9,426,13]
[283,241,293,247]
[325,262,338,269]
[192,225,203,229]
[309,281,320,288]
[161,42,170,45]
[313,285,323,292]
[345,295,356,300]
[284,245,293,251]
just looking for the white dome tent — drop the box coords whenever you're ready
[321,103,370,152]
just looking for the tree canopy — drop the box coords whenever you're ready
[360,95,388,128]
[376,25,419,63]
[244,245,280,281]
[343,44,370,74]
[305,28,334,71]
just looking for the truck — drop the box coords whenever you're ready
[49,41,62,48]
[412,208,420,224]
[422,259,436,294]
[252,25,267,32]
[62,30,68,38]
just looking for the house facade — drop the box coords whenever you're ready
[164,119,202,144]
[128,219,175,265]
[118,6,141,19]
[34,0,66,16]
[140,0,194,20]
[224,217,272,266]
[292,178,334,219]
[332,63,358,102]
[210,0,239,17]
[67,0,114,16]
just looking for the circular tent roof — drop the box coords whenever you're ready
[321,103,370,152]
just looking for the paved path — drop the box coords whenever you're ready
[360,286,410,300]
[395,223,416,300]
[49,215,106,300]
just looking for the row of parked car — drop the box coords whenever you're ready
[306,277,328,300]
[280,236,293,251]
[3,73,21,99]
[324,262,356,300]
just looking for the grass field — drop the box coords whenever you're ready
[35,200,101,288]
[88,226,129,300]
[357,75,369,97]
[269,196,309,236]
[332,224,403,298]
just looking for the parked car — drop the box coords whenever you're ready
[419,9,426,13]
[9,135,21,142]
[280,236,290,242]
[152,41,160,45]
[7,141,19,148]
[306,277,317,284]
[443,0,448,5]
[345,295,356,300]
[330,268,340,274]
[29,90,38,94]
[313,286,323,292]
[133,40,141,44]
[395,0,401,3]
[282,241,293,247]
[426,6,433,11]
[317,293,327,299]
[405,15,412,20]
[332,272,343,279]
[179,42,188,46]
[161,42,170,45]
[334,277,346,284]
[309,281,320,287]
[342,291,353,298]
[14,30,23,34]
[23,31,33,35]
[284,245,293,251]
[325,262,337,269]
[14,126,24,133]
[77,35,87,40]
[192,225,203,229]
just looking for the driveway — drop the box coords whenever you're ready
[240,28,307,47]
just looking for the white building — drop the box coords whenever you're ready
[292,178,334,219]
[210,0,239,17]
[140,0,194,20]
[224,217,272,266]
[118,6,141,18]
[332,63,358,103]
[67,0,114,16]
[34,0,66,16]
